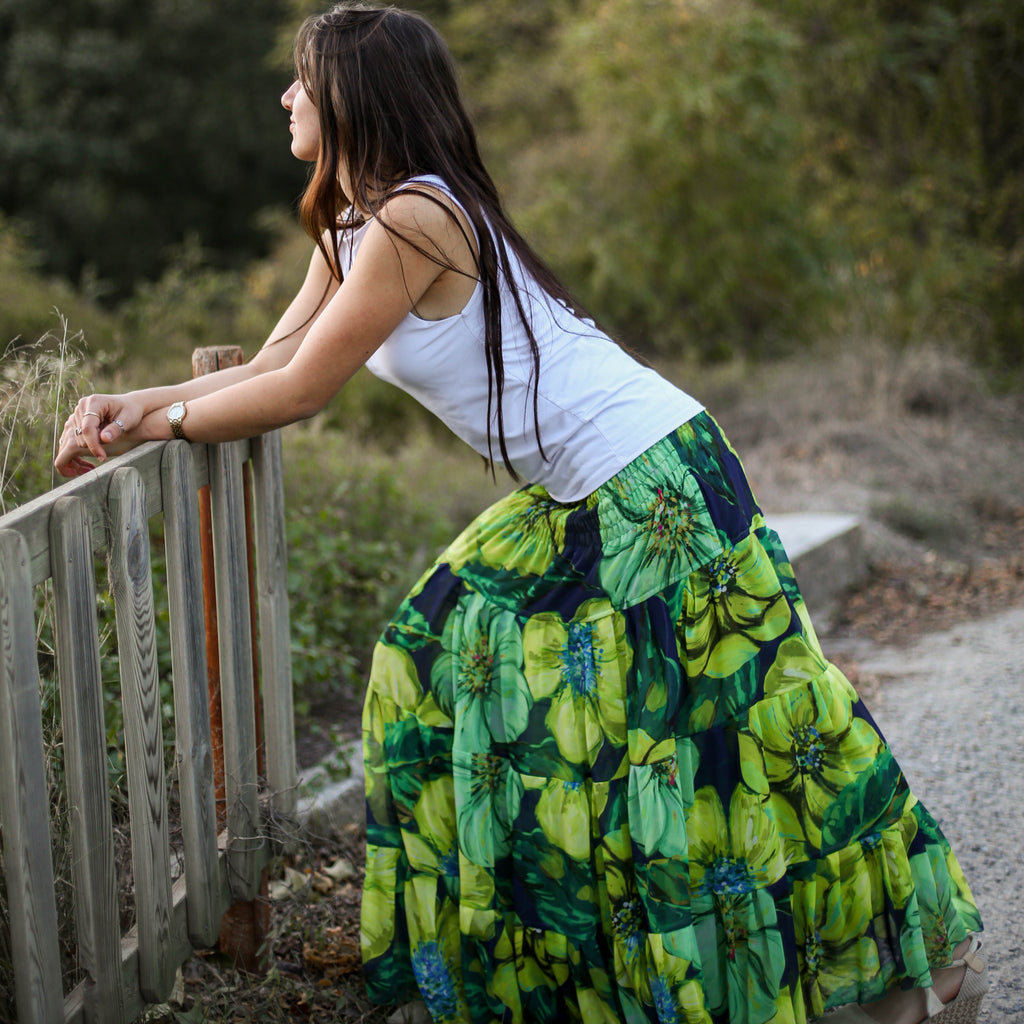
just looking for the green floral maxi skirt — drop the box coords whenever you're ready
[360,413,981,1024]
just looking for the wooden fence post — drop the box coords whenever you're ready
[50,497,125,1024]
[191,346,270,972]
[0,530,64,1024]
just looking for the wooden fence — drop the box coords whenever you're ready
[0,424,296,1023]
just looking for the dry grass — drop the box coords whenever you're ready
[679,339,1024,567]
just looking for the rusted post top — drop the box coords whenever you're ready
[192,346,245,377]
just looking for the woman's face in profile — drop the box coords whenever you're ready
[282,79,320,162]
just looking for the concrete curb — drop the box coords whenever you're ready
[770,512,865,617]
[297,745,367,833]
[298,513,866,831]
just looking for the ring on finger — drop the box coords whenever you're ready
[83,410,101,420]
[75,427,83,436]
[114,418,126,434]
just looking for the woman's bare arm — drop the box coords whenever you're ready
[56,192,456,474]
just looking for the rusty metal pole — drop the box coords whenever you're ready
[192,345,269,972]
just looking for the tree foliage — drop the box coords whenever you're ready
[775,0,1024,365]
[0,0,305,296]
[0,0,1021,364]
[508,0,836,359]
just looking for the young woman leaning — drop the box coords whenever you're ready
[55,5,987,1023]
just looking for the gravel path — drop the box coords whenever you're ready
[827,603,1024,1023]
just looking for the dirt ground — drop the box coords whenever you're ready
[147,342,1024,1023]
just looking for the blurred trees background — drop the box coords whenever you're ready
[1,0,1021,368]
[0,0,304,294]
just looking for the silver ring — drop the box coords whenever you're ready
[74,427,83,435]
[83,410,101,420]
[114,418,126,433]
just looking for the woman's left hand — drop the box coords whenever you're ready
[54,393,144,477]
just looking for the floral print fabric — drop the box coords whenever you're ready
[360,413,981,1023]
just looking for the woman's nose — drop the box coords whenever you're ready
[281,80,298,109]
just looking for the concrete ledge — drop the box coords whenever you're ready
[299,513,866,830]
[297,741,366,832]
[768,512,865,615]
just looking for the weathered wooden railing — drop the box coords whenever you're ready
[0,419,296,1023]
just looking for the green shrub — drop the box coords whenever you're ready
[0,219,118,356]
[510,0,837,360]
[282,430,458,714]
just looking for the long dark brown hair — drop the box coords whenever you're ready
[293,2,590,475]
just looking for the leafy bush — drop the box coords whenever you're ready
[281,429,458,714]
[511,0,837,359]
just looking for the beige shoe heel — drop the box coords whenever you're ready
[926,934,988,1024]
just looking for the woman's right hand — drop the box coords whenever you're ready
[54,392,146,477]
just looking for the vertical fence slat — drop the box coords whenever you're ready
[208,442,261,900]
[49,496,125,1024]
[107,468,175,1003]
[160,441,220,947]
[251,431,296,821]
[0,529,63,1024]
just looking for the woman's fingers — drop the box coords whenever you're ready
[55,394,146,475]
[99,417,127,444]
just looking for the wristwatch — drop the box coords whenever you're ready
[167,400,189,440]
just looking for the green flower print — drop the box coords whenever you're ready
[370,640,452,729]
[687,785,787,900]
[645,933,712,1024]
[522,599,630,767]
[444,485,567,578]
[453,748,524,868]
[361,844,401,962]
[628,739,698,860]
[763,635,834,700]
[432,592,531,749]
[792,848,884,1015]
[680,531,793,680]
[492,923,574,1016]
[410,938,461,1023]
[533,776,594,862]
[406,775,458,878]
[747,674,885,857]
[686,782,790,1019]
[596,470,723,608]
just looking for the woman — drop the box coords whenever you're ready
[55,5,987,1023]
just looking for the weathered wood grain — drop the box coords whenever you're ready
[62,840,248,1024]
[208,442,262,900]
[0,529,64,1024]
[0,439,233,587]
[0,415,296,1024]
[160,441,220,947]
[108,468,175,1002]
[251,431,297,820]
[49,496,125,1024]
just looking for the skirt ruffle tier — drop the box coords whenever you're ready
[360,412,981,1024]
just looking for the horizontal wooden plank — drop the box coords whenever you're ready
[0,439,256,588]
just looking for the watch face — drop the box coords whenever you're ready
[169,401,185,420]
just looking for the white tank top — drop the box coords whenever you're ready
[343,176,703,502]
